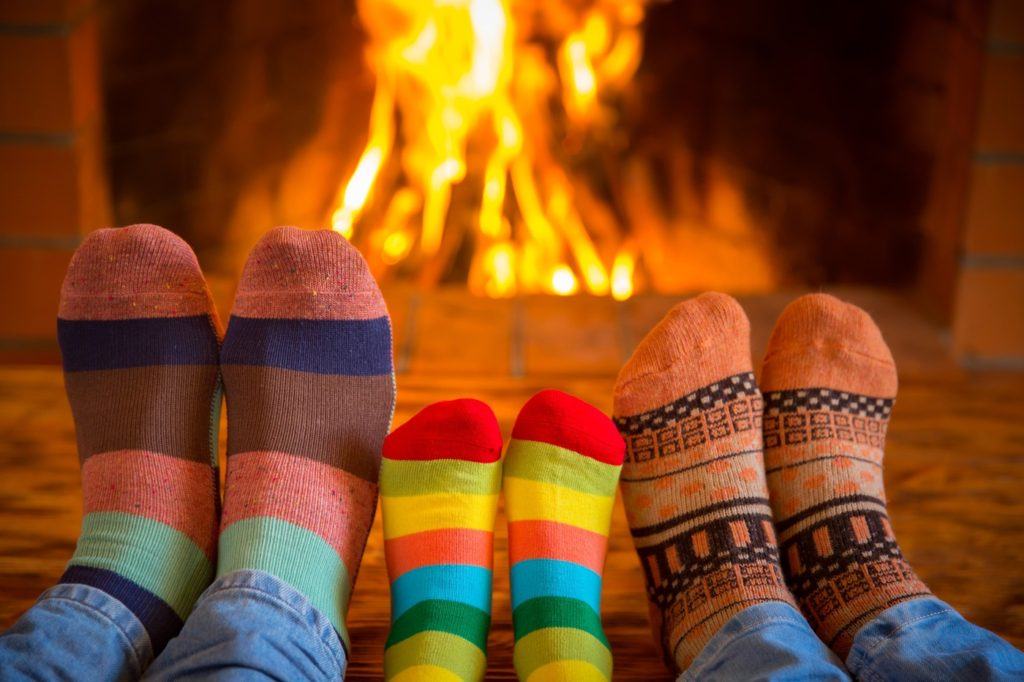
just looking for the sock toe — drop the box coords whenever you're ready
[614,292,752,416]
[512,389,624,466]
[384,399,503,463]
[233,226,387,320]
[761,293,897,396]
[59,224,217,324]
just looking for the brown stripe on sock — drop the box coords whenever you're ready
[65,365,219,463]
[628,500,777,549]
[222,365,394,482]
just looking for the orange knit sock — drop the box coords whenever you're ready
[613,293,795,673]
[760,293,931,658]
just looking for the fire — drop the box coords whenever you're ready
[333,0,646,298]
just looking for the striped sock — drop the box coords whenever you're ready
[504,390,625,682]
[218,226,395,657]
[56,224,222,656]
[381,399,503,681]
[761,294,931,657]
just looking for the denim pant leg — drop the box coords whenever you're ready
[679,601,852,681]
[0,583,151,681]
[846,596,1024,681]
[143,569,347,681]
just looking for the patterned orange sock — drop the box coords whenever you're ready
[613,293,795,673]
[761,293,931,658]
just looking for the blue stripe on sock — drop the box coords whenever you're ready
[510,558,603,612]
[220,316,392,376]
[390,565,493,620]
[60,565,183,654]
[58,316,218,371]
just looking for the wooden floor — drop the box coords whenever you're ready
[1,287,1022,679]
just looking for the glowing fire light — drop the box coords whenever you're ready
[611,248,636,301]
[334,0,647,298]
[550,265,579,296]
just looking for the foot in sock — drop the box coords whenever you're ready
[760,293,931,657]
[380,399,503,681]
[57,224,222,656]
[612,293,795,673]
[218,226,395,656]
[504,390,624,681]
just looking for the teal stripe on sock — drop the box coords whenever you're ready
[510,558,602,612]
[391,564,493,619]
[218,516,353,647]
[68,511,212,619]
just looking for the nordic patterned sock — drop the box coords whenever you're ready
[381,399,503,681]
[760,293,931,658]
[57,224,222,656]
[218,226,395,657]
[504,390,624,682]
[612,293,796,673]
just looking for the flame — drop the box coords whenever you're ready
[335,0,647,298]
[611,247,636,301]
[550,265,579,296]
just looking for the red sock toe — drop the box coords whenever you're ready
[384,398,503,463]
[511,389,624,465]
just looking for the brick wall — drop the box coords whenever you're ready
[0,0,111,362]
[952,0,1024,366]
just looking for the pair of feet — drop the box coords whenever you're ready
[613,292,931,672]
[58,224,394,655]
[380,392,625,681]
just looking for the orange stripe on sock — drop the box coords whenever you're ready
[222,451,378,573]
[82,450,217,558]
[851,515,870,543]
[507,519,608,574]
[813,526,833,557]
[692,530,710,558]
[729,520,751,547]
[384,528,494,579]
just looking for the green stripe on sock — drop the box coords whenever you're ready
[69,511,212,619]
[384,629,488,679]
[513,626,613,679]
[504,439,620,496]
[380,458,502,497]
[512,596,610,648]
[386,599,491,650]
[218,516,352,647]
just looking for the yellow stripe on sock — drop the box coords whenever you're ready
[527,660,609,682]
[391,664,463,682]
[382,492,499,539]
[504,477,615,535]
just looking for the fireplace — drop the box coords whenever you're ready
[0,0,1021,365]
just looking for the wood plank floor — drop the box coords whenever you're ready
[1,287,1022,679]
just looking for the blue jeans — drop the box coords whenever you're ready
[0,570,346,681]
[681,598,1024,681]
[2,580,1022,681]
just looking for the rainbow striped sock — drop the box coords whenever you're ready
[218,227,395,657]
[381,399,503,681]
[56,224,221,656]
[505,390,625,682]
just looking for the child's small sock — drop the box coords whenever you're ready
[612,293,795,673]
[57,224,222,656]
[761,293,931,657]
[218,227,395,659]
[381,399,503,681]
[505,390,624,682]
